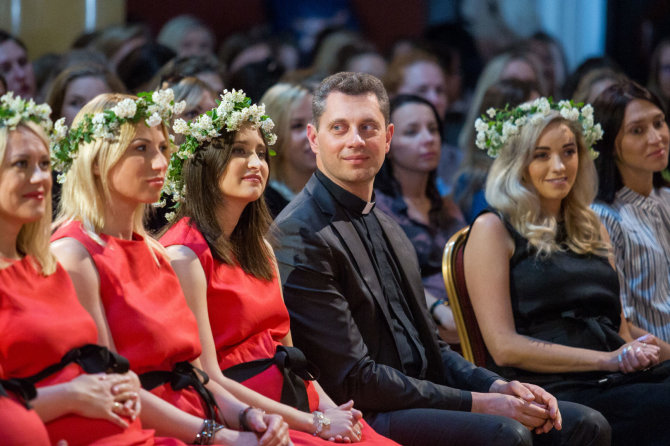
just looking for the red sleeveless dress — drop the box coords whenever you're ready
[52,221,207,421]
[161,218,399,445]
[0,256,161,445]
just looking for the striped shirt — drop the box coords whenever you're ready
[592,187,670,341]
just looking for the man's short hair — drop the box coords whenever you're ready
[312,71,390,128]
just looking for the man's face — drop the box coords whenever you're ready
[307,91,393,199]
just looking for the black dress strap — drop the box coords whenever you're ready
[139,361,222,423]
[222,345,320,413]
[3,344,130,409]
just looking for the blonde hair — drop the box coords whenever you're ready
[54,93,169,256]
[0,122,57,275]
[260,82,311,182]
[486,111,609,257]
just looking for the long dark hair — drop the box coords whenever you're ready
[592,80,670,204]
[169,128,274,280]
[375,94,445,227]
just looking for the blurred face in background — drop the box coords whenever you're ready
[501,58,537,84]
[0,40,35,99]
[397,61,448,120]
[389,101,441,175]
[61,76,114,126]
[178,27,214,57]
[284,93,316,177]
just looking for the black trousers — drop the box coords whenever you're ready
[367,401,610,446]
[554,375,670,446]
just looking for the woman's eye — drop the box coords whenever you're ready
[290,122,304,131]
[631,127,643,135]
[39,160,51,170]
[13,160,27,168]
[136,145,146,152]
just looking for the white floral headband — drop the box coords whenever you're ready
[0,92,53,133]
[161,89,276,218]
[474,97,604,158]
[50,88,186,183]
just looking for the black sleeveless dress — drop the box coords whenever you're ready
[473,210,670,445]
[479,211,624,391]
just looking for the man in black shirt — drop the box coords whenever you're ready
[271,72,610,446]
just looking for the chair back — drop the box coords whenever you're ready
[442,226,489,366]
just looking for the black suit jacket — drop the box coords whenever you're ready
[271,174,500,414]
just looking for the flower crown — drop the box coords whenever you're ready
[163,89,276,211]
[0,92,53,133]
[50,88,186,183]
[474,97,604,158]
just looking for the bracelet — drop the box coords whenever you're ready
[429,299,446,317]
[239,406,259,431]
[312,410,331,436]
[193,419,225,445]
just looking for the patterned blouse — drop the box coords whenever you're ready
[592,187,670,341]
[374,189,465,302]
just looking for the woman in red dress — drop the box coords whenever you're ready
[51,90,289,446]
[0,93,162,445]
[159,90,399,445]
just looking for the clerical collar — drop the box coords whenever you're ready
[315,169,375,215]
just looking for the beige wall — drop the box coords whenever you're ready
[0,0,125,58]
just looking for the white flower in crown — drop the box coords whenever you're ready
[111,99,137,119]
[474,118,488,133]
[486,108,496,118]
[54,118,68,139]
[152,88,174,109]
[581,104,594,119]
[145,113,162,127]
[261,118,274,133]
[173,118,189,135]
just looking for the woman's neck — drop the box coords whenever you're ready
[215,201,246,239]
[101,200,139,240]
[618,163,654,197]
[392,165,430,199]
[278,162,313,195]
[0,219,22,260]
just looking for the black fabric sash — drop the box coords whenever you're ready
[1,344,129,409]
[222,345,319,413]
[139,361,222,423]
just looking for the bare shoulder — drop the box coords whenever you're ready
[468,212,514,257]
[165,244,199,262]
[51,237,94,267]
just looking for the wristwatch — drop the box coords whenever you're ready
[312,411,331,436]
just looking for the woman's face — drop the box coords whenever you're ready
[283,94,316,176]
[178,27,214,57]
[0,40,35,99]
[397,61,448,119]
[615,99,670,181]
[527,122,578,215]
[0,127,51,226]
[61,76,113,126]
[501,59,537,84]
[178,90,217,122]
[106,125,169,206]
[389,102,441,174]
[218,125,269,205]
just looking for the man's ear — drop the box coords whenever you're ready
[307,123,319,155]
[384,123,394,154]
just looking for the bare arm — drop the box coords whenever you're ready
[464,213,647,373]
[166,245,313,440]
[51,238,117,350]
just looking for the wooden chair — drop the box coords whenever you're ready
[442,226,489,366]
